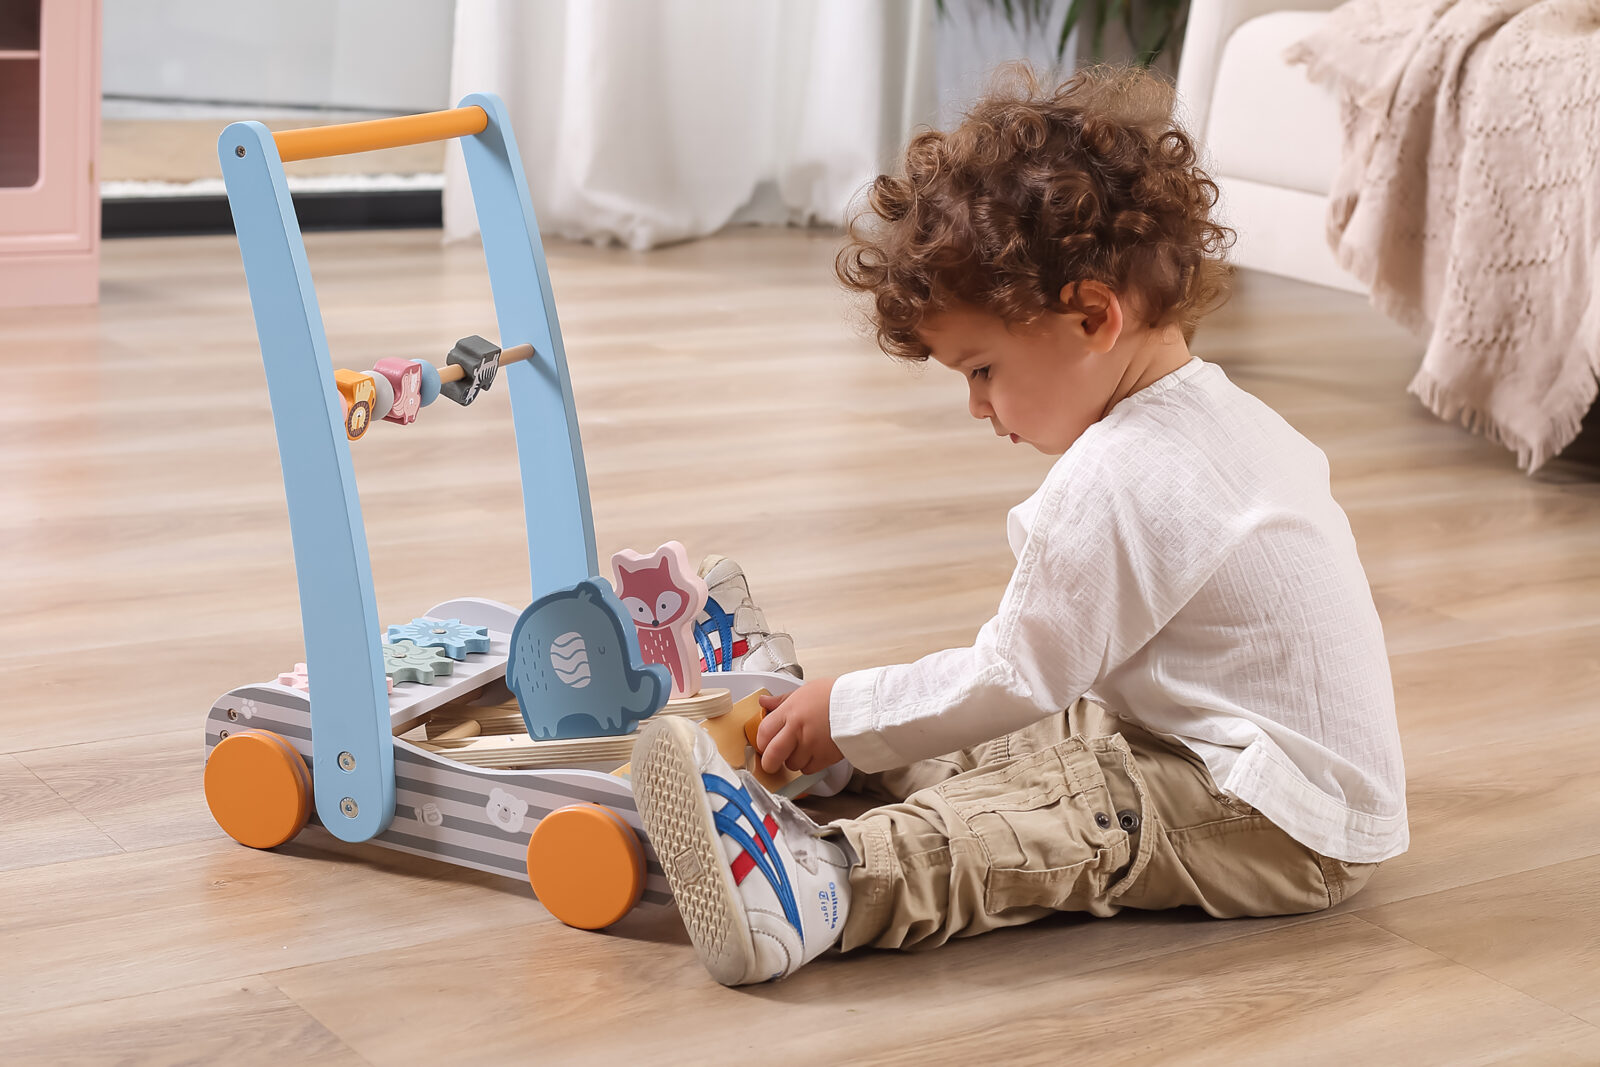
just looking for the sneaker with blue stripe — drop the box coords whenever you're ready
[632,715,853,985]
[693,555,802,678]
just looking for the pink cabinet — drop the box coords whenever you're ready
[0,0,100,307]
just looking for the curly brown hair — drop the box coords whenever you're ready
[836,64,1235,360]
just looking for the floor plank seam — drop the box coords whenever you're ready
[8,757,126,857]
[0,974,376,1063]
[8,726,197,761]
[0,972,251,1026]
[1355,848,1600,912]
[1389,614,1600,658]
[261,976,380,1067]
[258,916,556,990]
[1346,912,1600,1031]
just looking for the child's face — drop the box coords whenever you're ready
[919,284,1128,456]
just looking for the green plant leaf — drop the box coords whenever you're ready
[948,0,1188,66]
[1090,1,1112,59]
[1056,0,1087,60]
[1139,21,1174,66]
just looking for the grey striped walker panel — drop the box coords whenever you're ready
[203,596,796,909]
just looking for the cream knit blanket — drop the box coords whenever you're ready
[1286,0,1600,471]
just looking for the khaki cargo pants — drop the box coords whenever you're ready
[830,700,1377,951]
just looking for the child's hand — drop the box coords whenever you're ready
[754,678,843,775]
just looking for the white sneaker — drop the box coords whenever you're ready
[632,715,853,985]
[694,555,803,679]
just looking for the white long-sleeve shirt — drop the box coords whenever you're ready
[829,358,1408,864]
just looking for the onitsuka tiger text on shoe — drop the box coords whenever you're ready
[632,715,852,985]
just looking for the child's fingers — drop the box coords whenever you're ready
[760,723,798,775]
[799,752,832,775]
[755,706,784,750]
[757,692,787,710]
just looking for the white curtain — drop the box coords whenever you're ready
[444,0,938,250]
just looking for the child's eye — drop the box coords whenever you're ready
[969,366,990,381]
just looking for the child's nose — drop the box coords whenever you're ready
[968,387,991,420]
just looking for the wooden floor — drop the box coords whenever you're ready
[4,228,1599,1065]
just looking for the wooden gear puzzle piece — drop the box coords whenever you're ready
[383,640,456,685]
[611,541,708,700]
[385,617,491,660]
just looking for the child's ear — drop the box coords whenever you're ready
[1059,281,1123,353]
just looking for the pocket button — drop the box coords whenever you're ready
[1117,809,1141,832]
[1094,812,1112,829]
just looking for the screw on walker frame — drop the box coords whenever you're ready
[202,96,805,930]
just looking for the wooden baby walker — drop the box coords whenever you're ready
[203,95,807,930]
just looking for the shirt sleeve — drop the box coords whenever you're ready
[829,444,1237,772]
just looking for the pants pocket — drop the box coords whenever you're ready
[940,743,1129,915]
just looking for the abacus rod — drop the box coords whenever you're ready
[437,342,535,385]
[336,341,535,384]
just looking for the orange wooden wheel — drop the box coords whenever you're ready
[204,729,312,849]
[526,803,645,930]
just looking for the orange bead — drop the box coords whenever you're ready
[204,730,312,849]
[526,803,645,929]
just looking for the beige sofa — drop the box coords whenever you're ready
[1175,0,1364,294]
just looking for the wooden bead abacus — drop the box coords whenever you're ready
[332,336,536,441]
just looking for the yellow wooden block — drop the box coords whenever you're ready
[697,689,801,794]
[610,692,799,791]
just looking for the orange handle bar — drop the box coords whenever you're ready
[272,105,489,162]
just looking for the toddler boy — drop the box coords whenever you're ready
[633,65,1407,987]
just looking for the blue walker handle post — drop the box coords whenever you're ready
[218,98,597,843]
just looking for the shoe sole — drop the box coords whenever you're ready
[632,717,755,986]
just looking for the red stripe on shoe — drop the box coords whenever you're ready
[730,813,780,885]
[699,639,750,671]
